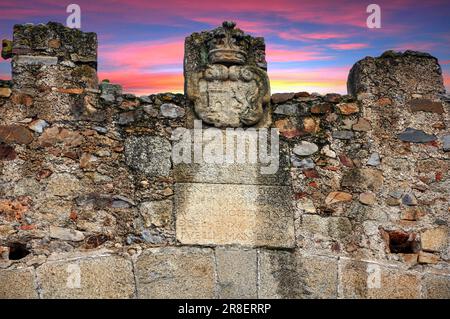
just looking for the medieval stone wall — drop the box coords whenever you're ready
[0,22,448,299]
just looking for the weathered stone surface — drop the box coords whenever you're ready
[0,144,16,160]
[124,135,171,177]
[423,274,450,299]
[0,268,38,298]
[139,200,173,228]
[397,128,437,143]
[347,50,445,101]
[352,118,371,131]
[418,251,439,264]
[173,129,289,185]
[337,103,359,115]
[175,183,295,247]
[339,259,421,298]
[258,250,306,298]
[259,250,338,299]
[0,125,33,144]
[16,55,58,65]
[46,173,81,197]
[303,117,320,133]
[160,103,185,118]
[215,248,257,298]
[332,130,354,140]
[271,93,295,104]
[341,168,384,191]
[421,227,448,252]
[100,82,122,104]
[37,255,134,298]
[274,103,299,115]
[359,192,376,205]
[50,226,85,241]
[311,103,332,114]
[185,21,270,127]
[409,99,444,113]
[293,141,318,156]
[135,247,215,299]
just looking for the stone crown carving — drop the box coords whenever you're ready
[184,21,271,128]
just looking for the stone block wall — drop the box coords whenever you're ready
[0,22,449,299]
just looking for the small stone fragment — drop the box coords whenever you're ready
[337,103,359,115]
[321,145,336,158]
[28,119,48,133]
[352,118,371,131]
[409,99,444,114]
[397,128,436,143]
[367,152,380,166]
[442,135,450,152]
[421,227,448,252]
[271,93,295,104]
[274,104,299,116]
[324,93,341,103]
[0,88,12,97]
[325,191,352,205]
[402,193,417,206]
[0,125,33,144]
[303,117,320,133]
[418,251,439,264]
[311,103,333,114]
[160,103,185,118]
[359,192,376,205]
[333,130,354,140]
[293,141,319,156]
[291,156,315,169]
[49,226,85,241]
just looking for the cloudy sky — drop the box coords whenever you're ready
[0,0,449,95]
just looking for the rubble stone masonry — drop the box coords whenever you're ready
[0,22,448,299]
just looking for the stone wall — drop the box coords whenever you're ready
[0,22,449,299]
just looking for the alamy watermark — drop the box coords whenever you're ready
[367,4,381,28]
[171,120,280,175]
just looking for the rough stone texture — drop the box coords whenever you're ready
[175,183,295,247]
[135,247,215,299]
[184,21,270,127]
[339,259,421,299]
[259,250,338,298]
[421,227,448,252]
[124,135,171,177]
[36,255,134,298]
[215,247,257,298]
[423,274,450,299]
[173,129,289,185]
[0,268,38,298]
[347,50,445,103]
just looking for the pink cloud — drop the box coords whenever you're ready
[328,43,369,50]
[100,39,184,70]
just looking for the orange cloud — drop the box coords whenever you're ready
[98,70,183,95]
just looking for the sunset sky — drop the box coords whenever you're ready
[0,0,449,95]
